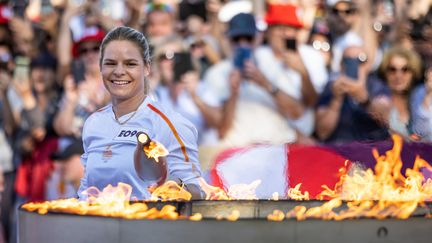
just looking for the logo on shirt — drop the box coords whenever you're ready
[118,130,139,138]
[113,127,150,143]
[102,145,112,162]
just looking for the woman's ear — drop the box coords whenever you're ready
[144,64,151,76]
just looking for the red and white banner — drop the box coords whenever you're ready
[210,144,349,199]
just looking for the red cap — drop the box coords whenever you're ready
[265,3,303,28]
[72,27,106,58]
[0,4,12,24]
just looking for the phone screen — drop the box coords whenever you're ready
[173,52,194,82]
[233,47,252,71]
[13,56,30,83]
[342,57,359,80]
[285,38,297,51]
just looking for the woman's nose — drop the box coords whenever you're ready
[113,64,126,76]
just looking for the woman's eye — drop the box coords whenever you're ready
[104,62,115,66]
[127,63,137,67]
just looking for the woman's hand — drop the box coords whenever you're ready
[63,75,79,104]
[0,70,11,98]
[243,60,269,89]
[182,71,200,97]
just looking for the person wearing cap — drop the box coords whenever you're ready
[201,13,298,146]
[326,0,364,73]
[252,3,328,140]
[51,140,84,192]
[143,2,177,46]
[54,26,110,139]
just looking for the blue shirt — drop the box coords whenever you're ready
[317,75,390,143]
[78,97,203,199]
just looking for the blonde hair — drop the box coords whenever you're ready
[379,47,423,81]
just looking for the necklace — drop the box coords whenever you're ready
[114,109,138,125]
[112,95,147,125]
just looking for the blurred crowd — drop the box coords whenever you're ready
[0,0,431,242]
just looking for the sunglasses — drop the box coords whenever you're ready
[231,35,254,43]
[386,66,411,74]
[311,40,331,52]
[145,3,173,14]
[157,51,174,61]
[79,46,99,55]
[332,8,356,16]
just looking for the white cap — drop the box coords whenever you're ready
[326,0,353,7]
[218,0,253,23]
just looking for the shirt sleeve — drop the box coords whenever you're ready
[77,116,91,199]
[157,113,204,197]
[411,86,432,141]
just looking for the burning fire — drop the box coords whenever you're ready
[198,178,262,200]
[22,134,432,221]
[143,141,169,163]
[283,135,432,220]
[22,183,185,220]
[149,180,192,201]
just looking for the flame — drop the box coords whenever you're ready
[287,135,432,220]
[198,177,230,200]
[226,210,240,221]
[149,180,192,201]
[272,192,279,201]
[287,183,310,201]
[198,178,262,200]
[267,210,285,221]
[22,183,195,220]
[143,141,169,162]
[227,180,261,200]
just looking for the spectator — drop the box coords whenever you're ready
[142,2,177,46]
[254,3,328,138]
[315,45,390,143]
[155,48,219,145]
[202,13,297,146]
[51,139,84,194]
[12,52,61,202]
[326,0,364,73]
[411,66,432,142]
[378,47,424,141]
[54,27,109,138]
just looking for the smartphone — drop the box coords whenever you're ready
[233,47,252,71]
[173,52,194,82]
[41,0,54,15]
[179,0,207,22]
[342,57,359,80]
[285,38,297,51]
[72,59,86,83]
[13,56,30,83]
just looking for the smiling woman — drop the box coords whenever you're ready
[78,26,204,200]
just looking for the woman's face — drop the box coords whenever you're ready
[385,55,414,93]
[79,41,100,72]
[31,67,55,93]
[101,40,149,102]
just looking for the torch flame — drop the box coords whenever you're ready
[143,141,169,162]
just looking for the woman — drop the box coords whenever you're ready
[78,26,203,200]
[378,47,423,140]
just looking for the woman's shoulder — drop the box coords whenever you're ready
[145,100,198,136]
[83,104,112,126]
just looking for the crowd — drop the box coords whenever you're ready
[0,0,431,242]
